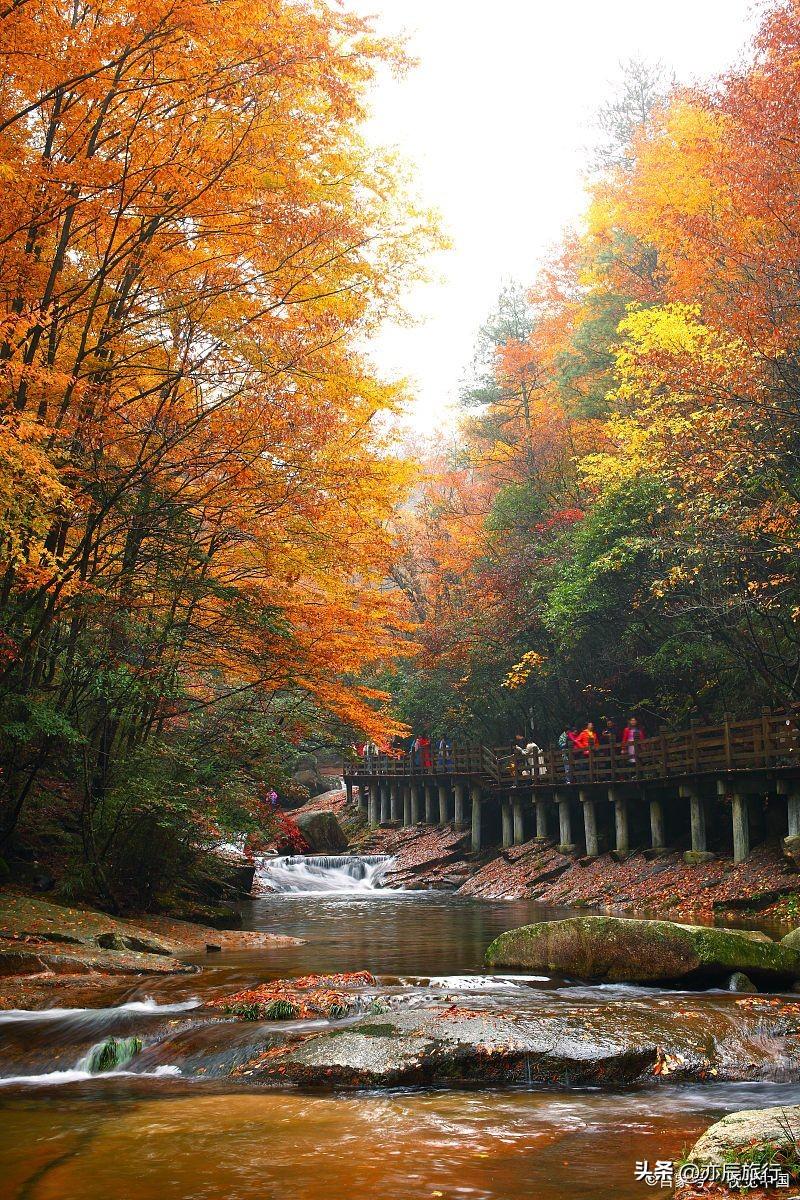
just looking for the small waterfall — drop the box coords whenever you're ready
[256,854,395,894]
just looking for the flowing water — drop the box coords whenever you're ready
[2,859,800,1200]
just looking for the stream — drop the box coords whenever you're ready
[2,858,800,1199]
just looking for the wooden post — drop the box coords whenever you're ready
[390,781,400,822]
[453,781,467,829]
[513,800,525,845]
[649,797,665,849]
[410,783,421,825]
[424,783,436,824]
[680,784,707,852]
[723,714,732,770]
[502,801,513,848]
[787,790,800,838]
[368,786,379,828]
[438,781,450,827]
[344,779,354,806]
[609,792,628,859]
[380,783,391,825]
[470,786,483,853]
[402,785,412,827]
[557,793,573,850]
[535,799,548,840]
[357,783,368,813]
[732,792,750,862]
[580,790,598,857]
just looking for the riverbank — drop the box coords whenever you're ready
[0,891,302,1010]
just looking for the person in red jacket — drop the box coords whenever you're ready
[570,722,598,755]
[621,716,646,764]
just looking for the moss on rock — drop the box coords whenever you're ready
[484,916,800,984]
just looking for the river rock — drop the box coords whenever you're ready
[484,916,800,985]
[293,811,348,854]
[234,996,800,1090]
[0,944,198,977]
[780,925,800,952]
[727,971,758,993]
[687,1104,800,1164]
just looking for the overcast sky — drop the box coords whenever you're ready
[357,0,760,429]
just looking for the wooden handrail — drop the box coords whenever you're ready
[341,708,800,786]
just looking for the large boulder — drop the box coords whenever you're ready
[484,916,800,986]
[688,1104,800,1164]
[233,995,800,1089]
[293,811,348,854]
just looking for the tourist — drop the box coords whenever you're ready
[437,735,453,771]
[571,722,598,755]
[524,737,546,778]
[513,733,528,780]
[558,728,575,783]
[621,716,646,765]
[416,733,432,770]
[601,717,617,745]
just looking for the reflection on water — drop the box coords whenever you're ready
[2,889,800,1200]
[5,1083,800,1200]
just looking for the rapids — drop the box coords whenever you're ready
[3,883,800,1199]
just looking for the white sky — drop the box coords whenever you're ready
[358,0,760,430]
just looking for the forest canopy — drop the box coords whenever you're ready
[385,1,800,744]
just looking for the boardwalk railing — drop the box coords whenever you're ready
[344,709,800,788]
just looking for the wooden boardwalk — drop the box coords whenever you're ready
[342,710,800,863]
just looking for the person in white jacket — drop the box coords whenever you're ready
[524,740,547,778]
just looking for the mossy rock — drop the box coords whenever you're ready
[780,926,800,952]
[484,916,800,985]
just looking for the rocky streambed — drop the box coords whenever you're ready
[5,879,800,1199]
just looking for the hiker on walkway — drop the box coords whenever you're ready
[621,716,646,764]
[513,733,528,780]
[558,728,575,782]
[570,722,598,755]
[437,736,453,771]
[524,737,546,778]
[415,733,432,770]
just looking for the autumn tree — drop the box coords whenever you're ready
[0,0,433,900]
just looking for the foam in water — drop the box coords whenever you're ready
[256,854,395,893]
[0,1065,181,1087]
[0,998,201,1026]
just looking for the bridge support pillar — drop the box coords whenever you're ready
[649,797,665,850]
[579,790,598,857]
[513,800,525,845]
[470,786,483,853]
[502,801,513,848]
[556,793,573,851]
[344,779,354,806]
[390,781,400,823]
[789,795,800,837]
[618,796,628,854]
[680,784,707,852]
[438,782,450,827]
[453,781,467,830]
[380,783,391,826]
[368,786,379,828]
[402,785,412,827]
[732,792,750,862]
[777,780,800,837]
[357,783,368,813]
[535,799,548,841]
[409,783,421,824]
[424,783,436,824]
